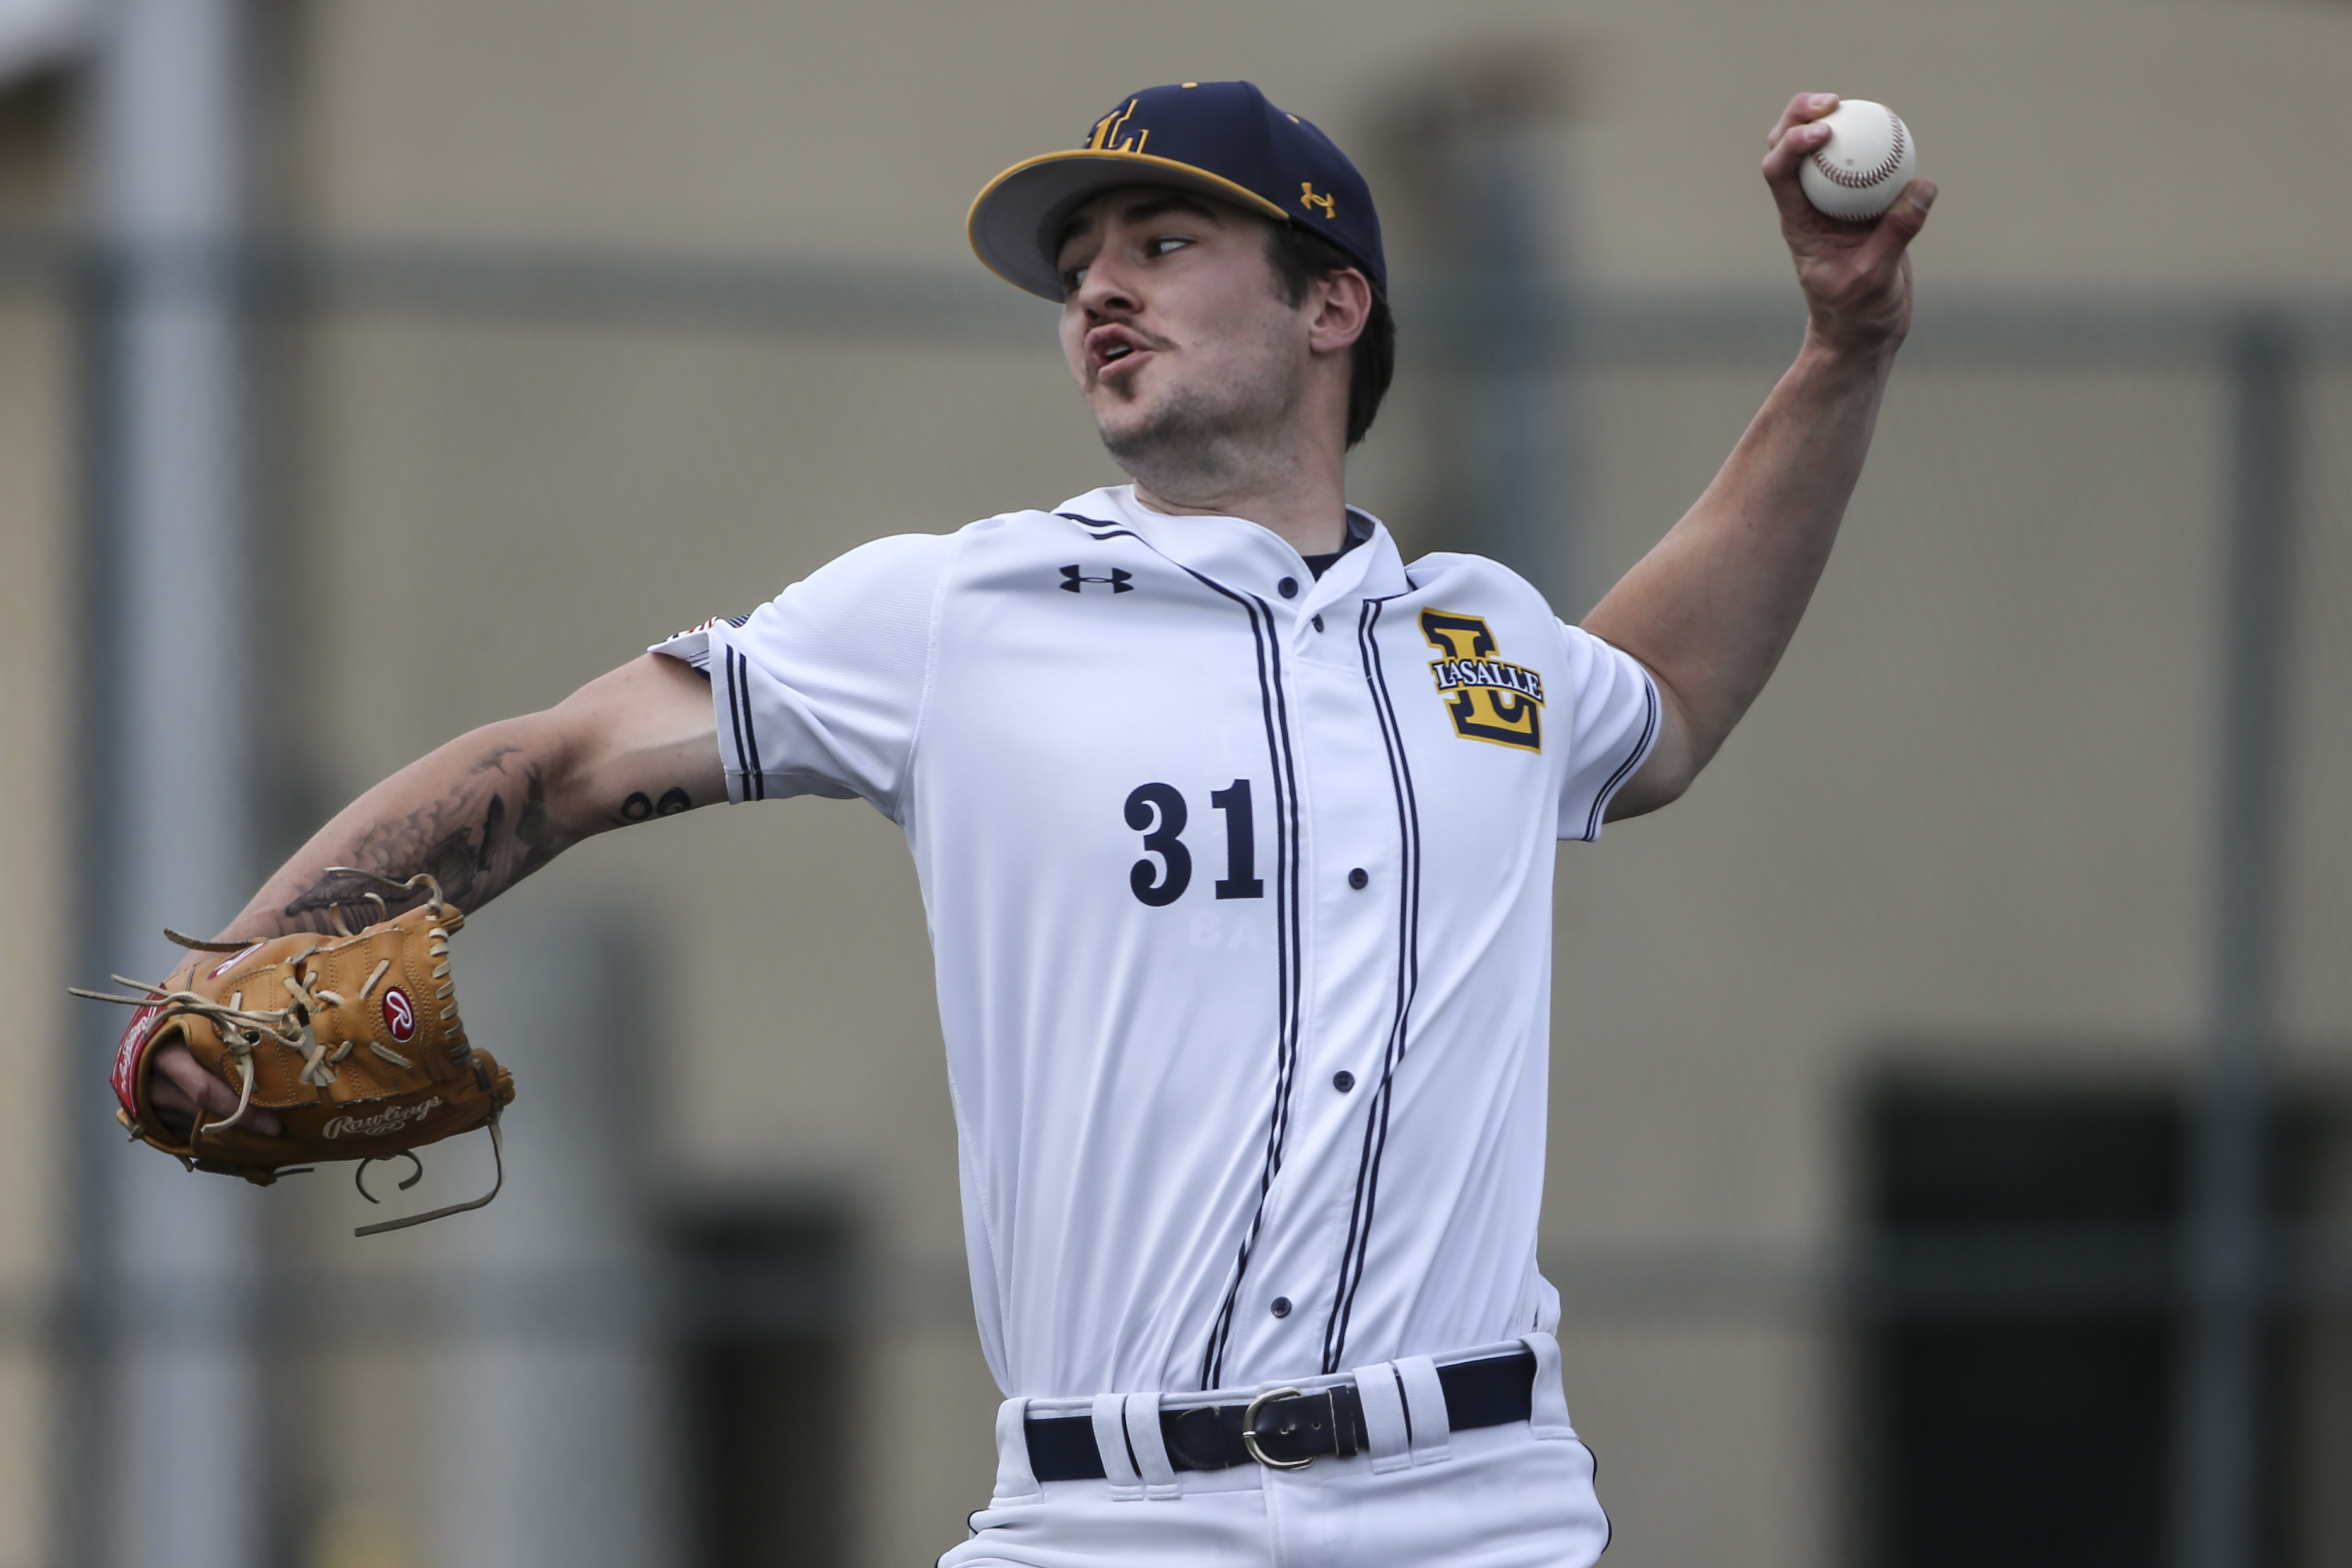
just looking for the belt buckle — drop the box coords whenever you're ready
[1240,1386,1315,1470]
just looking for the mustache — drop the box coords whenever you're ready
[1091,333,1175,378]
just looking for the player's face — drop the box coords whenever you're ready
[1053,188,1314,486]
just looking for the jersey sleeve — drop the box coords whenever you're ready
[1554,622,1662,842]
[649,531,953,820]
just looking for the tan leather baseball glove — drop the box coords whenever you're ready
[75,870,518,1236]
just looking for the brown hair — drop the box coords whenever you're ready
[1264,222,1396,449]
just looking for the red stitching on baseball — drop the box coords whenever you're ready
[1811,112,1908,190]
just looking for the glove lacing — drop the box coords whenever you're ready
[67,976,309,1139]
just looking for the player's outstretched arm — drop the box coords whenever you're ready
[1587,92,1935,820]
[145,651,720,1134]
[224,651,723,942]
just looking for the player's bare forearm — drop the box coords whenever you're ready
[227,723,572,940]
[1588,90,1934,819]
[218,653,723,941]
[1587,335,1892,812]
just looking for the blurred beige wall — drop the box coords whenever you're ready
[286,0,2352,291]
[1,3,2349,1566]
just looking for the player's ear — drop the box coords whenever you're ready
[1305,267,1372,354]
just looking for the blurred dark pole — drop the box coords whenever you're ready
[68,1,263,1566]
[1406,52,1577,607]
[2168,318,2297,1568]
[1452,119,1559,598]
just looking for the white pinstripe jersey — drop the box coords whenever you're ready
[654,485,1658,1399]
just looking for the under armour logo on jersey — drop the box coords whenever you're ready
[1421,610,1543,751]
[1060,564,1134,594]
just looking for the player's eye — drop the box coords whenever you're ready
[1060,263,1090,291]
[1147,235,1192,258]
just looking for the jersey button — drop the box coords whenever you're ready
[1278,576,1299,599]
[1348,867,1369,890]
[1332,1070,1355,1092]
[1312,614,1324,633]
[1271,1297,1292,1318]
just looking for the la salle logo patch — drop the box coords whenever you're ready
[1421,610,1543,751]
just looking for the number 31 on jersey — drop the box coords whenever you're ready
[1123,781,1263,907]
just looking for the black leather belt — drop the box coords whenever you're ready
[1024,1348,1535,1480]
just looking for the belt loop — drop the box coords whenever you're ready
[1122,1391,1181,1498]
[1520,1330,1576,1438]
[992,1398,1043,1502]
[1349,1360,1415,1474]
[1532,1275,1563,1337]
[1091,1394,1144,1499]
[1394,1355,1453,1467]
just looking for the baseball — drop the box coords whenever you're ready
[1798,99,1917,220]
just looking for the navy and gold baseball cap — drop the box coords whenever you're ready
[968,80,1386,302]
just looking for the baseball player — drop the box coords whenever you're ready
[138,82,1929,1565]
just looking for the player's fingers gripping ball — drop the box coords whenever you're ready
[1798,99,1917,220]
[75,870,518,1236]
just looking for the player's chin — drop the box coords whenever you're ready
[1086,384,1156,439]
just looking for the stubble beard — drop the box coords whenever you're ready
[1095,342,1302,502]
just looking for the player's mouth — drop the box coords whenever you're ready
[1085,324,1159,382]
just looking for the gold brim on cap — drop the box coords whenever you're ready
[967,148,1290,302]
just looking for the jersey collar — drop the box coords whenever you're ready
[1052,485,1409,613]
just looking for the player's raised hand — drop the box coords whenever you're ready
[1762,92,1935,356]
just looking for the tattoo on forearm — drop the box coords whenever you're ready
[610,786,691,826]
[476,794,504,873]
[280,746,562,933]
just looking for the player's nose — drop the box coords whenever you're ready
[1069,253,1141,320]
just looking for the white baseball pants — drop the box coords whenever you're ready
[939,1333,1609,1568]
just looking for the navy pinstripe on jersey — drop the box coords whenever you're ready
[1321,592,1426,1374]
